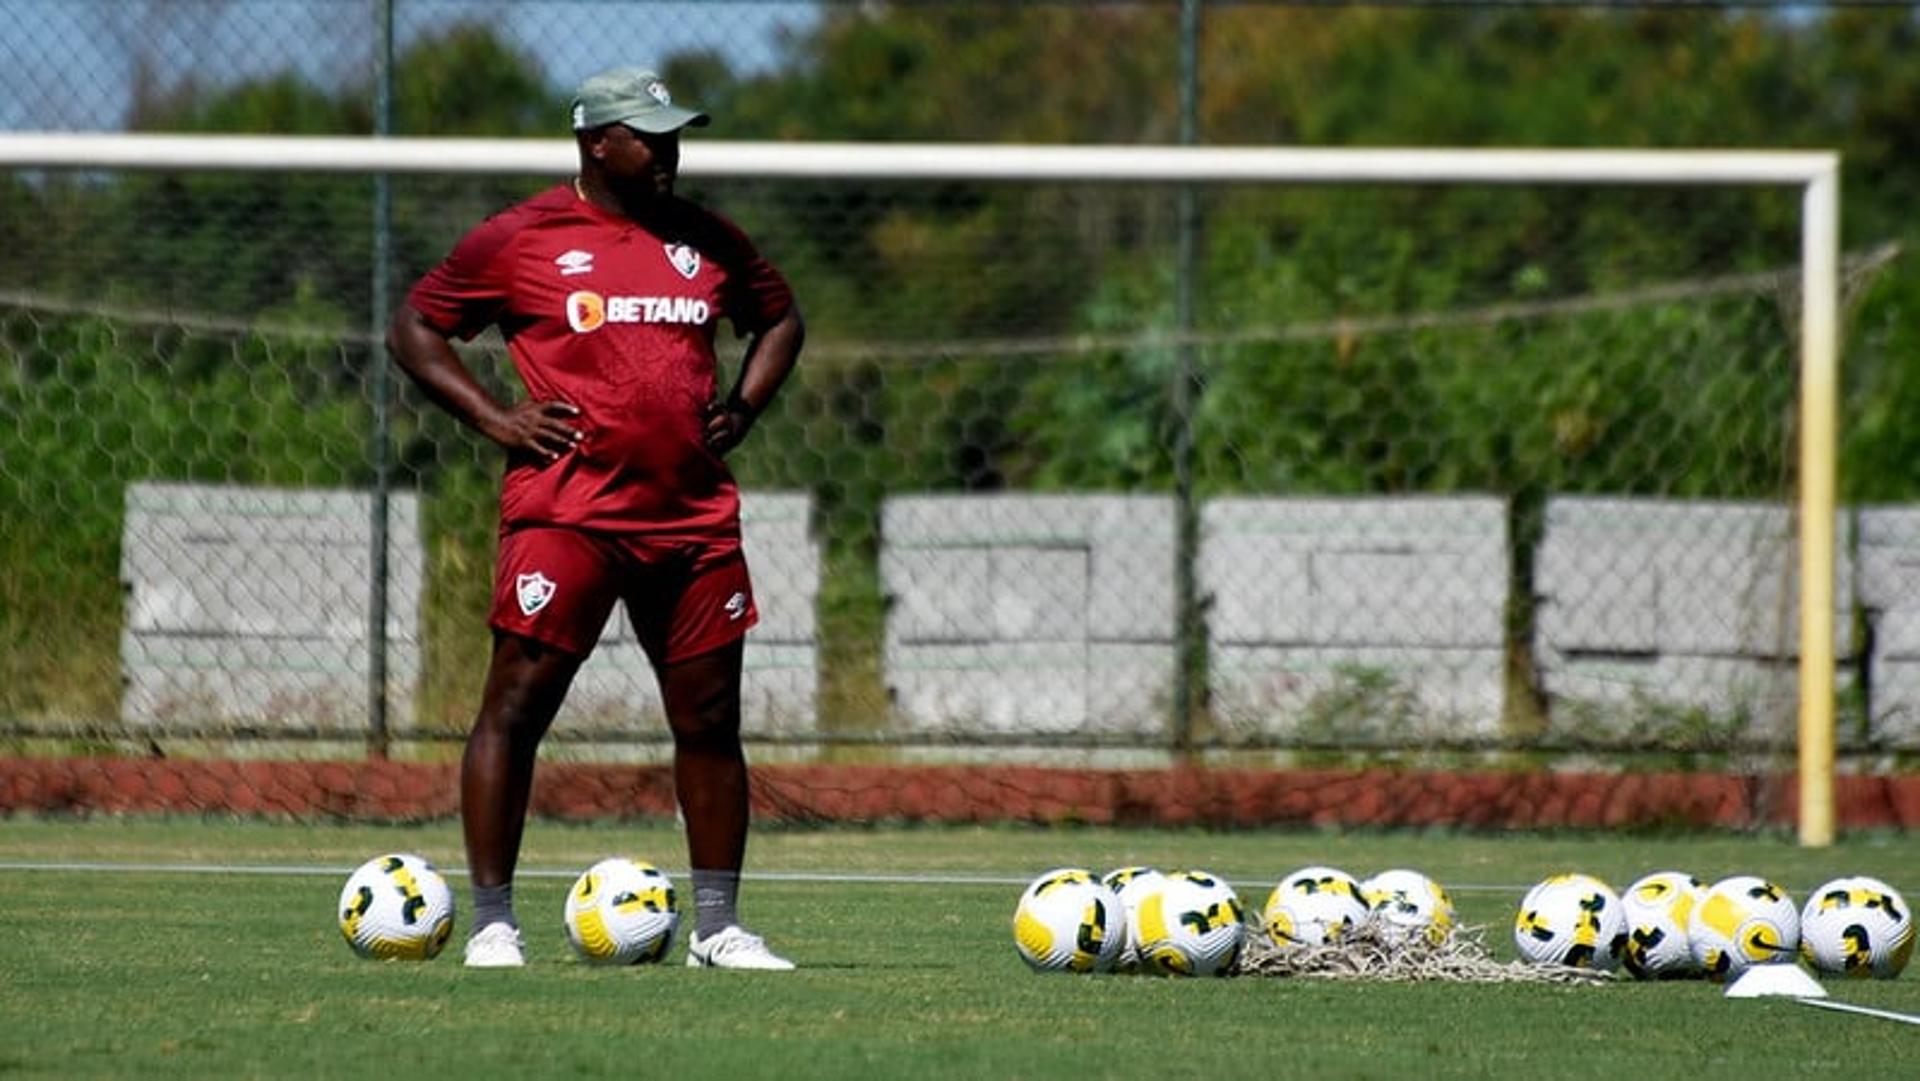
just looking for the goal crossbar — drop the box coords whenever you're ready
[0,132,1837,186]
[0,133,1843,846]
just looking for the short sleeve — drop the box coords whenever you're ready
[693,208,793,336]
[406,213,517,341]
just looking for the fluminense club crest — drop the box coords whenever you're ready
[516,572,556,616]
[664,242,700,279]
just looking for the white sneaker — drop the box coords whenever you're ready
[463,922,525,968]
[685,926,795,971]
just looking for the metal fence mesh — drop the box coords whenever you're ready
[5,161,1873,758]
[0,2,1910,782]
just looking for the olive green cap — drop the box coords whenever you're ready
[569,67,709,133]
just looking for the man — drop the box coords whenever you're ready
[388,66,804,970]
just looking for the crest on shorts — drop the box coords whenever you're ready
[516,572,556,616]
[663,242,700,279]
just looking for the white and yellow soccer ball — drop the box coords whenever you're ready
[1100,866,1168,973]
[1133,869,1247,977]
[1512,873,1627,972]
[563,858,680,965]
[1013,868,1125,973]
[1799,875,1914,980]
[1360,868,1457,949]
[1620,871,1706,980]
[1688,875,1799,982]
[337,853,456,961]
[1263,865,1370,948]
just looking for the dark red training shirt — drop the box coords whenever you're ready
[407,184,793,538]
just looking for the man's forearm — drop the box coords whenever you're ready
[729,306,805,415]
[387,307,509,438]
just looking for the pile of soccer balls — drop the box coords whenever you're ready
[1014,866,1241,975]
[336,852,680,964]
[1511,870,1914,981]
[1012,863,1457,976]
[1013,861,1912,983]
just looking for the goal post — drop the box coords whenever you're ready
[0,134,1843,843]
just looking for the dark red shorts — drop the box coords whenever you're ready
[488,527,757,665]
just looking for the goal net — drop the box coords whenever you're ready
[0,135,1865,838]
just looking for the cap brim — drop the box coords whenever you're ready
[621,108,710,134]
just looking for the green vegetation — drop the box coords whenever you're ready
[4,7,1920,735]
[1,818,1917,1079]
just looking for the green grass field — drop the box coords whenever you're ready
[2,817,1916,1080]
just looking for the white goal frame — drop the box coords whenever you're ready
[0,134,1843,845]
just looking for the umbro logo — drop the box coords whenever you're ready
[555,249,595,276]
[724,591,747,621]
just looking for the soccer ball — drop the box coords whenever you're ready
[1799,875,1914,979]
[1263,865,1370,948]
[1013,868,1125,973]
[1133,869,1247,977]
[337,853,456,960]
[563,858,680,965]
[1361,868,1457,948]
[1101,866,1168,973]
[1620,871,1706,980]
[1689,875,1799,982]
[1512,873,1627,971]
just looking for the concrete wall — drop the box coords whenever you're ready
[120,482,422,731]
[1533,496,1855,741]
[880,494,1177,737]
[1200,496,1509,742]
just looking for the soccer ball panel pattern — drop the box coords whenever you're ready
[563,858,680,965]
[337,852,455,961]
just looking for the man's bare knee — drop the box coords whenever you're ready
[476,635,579,741]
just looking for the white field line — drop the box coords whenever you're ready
[0,859,1535,893]
[1793,998,1920,1027]
[0,861,1076,888]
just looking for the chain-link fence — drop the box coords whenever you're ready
[3,2,1917,778]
